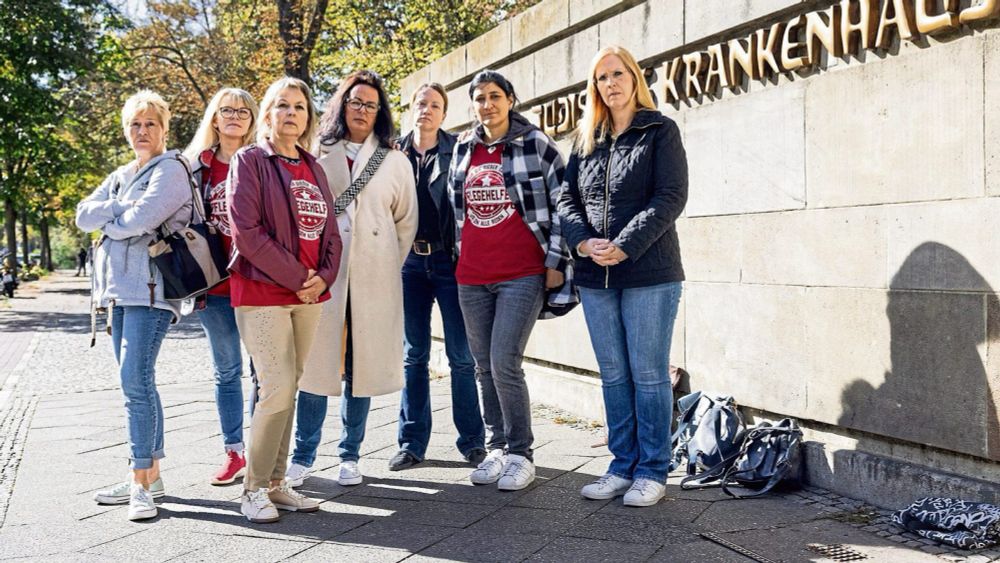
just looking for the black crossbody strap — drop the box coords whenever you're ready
[335,146,389,216]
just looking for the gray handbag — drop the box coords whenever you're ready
[672,392,747,487]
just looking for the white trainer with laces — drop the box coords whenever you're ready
[242,488,280,523]
[581,474,634,500]
[284,462,311,488]
[497,454,535,491]
[338,460,363,486]
[269,481,320,512]
[469,449,507,485]
[94,477,164,505]
[622,478,666,507]
[127,484,157,521]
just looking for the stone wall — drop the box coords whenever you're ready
[404,0,1000,506]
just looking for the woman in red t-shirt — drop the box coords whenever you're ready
[227,77,342,524]
[182,87,258,488]
[447,70,570,493]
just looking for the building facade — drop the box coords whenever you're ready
[400,0,1000,508]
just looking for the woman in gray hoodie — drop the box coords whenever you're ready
[75,90,192,521]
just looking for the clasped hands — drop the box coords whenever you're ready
[580,238,628,266]
[296,269,328,304]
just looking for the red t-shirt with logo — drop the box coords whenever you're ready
[205,156,233,296]
[230,156,331,307]
[456,143,545,285]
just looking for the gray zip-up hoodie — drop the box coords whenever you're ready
[75,150,193,319]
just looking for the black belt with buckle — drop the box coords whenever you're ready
[412,240,444,256]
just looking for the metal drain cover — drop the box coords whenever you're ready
[806,543,869,561]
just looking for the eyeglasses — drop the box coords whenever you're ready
[219,106,252,120]
[347,98,380,114]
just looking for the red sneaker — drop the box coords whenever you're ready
[211,450,246,485]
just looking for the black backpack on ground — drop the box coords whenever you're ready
[719,418,803,498]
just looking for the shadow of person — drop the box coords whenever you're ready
[835,242,1000,506]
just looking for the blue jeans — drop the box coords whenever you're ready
[111,305,173,470]
[579,281,682,483]
[196,294,245,452]
[458,274,544,461]
[289,301,371,466]
[400,250,484,460]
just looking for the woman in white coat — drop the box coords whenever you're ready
[285,70,417,488]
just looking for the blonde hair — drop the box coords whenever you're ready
[257,77,318,152]
[411,82,449,113]
[121,90,171,140]
[183,88,258,163]
[573,46,656,156]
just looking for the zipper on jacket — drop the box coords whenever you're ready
[603,138,615,289]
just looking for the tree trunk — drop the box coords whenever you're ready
[39,215,51,271]
[19,210,29,266]
[3,197,15,275]
[276,0,329,85]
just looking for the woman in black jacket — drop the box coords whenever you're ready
[557,45,688,508]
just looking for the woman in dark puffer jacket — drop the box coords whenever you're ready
[557,45,688,508]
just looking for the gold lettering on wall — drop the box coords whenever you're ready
[522,0,999,116]
[756,23,785,77]
[841,0,879,55]
[727,35,758,86]
[960,0,1000,23]
[915,0,959,34]
[705,44,731,93]
[876,0,917,48]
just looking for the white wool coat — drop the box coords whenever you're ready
[299,133,417,397]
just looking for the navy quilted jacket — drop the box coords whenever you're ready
[557,109,687,289]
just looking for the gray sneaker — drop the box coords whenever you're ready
[94,477,165,505]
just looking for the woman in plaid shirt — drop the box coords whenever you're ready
[448,70,576,492]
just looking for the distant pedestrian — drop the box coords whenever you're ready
[75,90,193,521]
[2,268,15,298]
[557,45,688,507]
[228,77,341,524]
[449,70,576,492]
[183,87,258,487]
[75,247,88,276]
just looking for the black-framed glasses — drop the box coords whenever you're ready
[346,98,380,114]
[219,106,252,120]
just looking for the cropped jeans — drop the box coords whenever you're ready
[579,281,682,483]
[111,305,173,470]
[196,294,245,453]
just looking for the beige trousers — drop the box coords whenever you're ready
[235,303,322,491]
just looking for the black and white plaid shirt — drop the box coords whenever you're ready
[448,113,578,318]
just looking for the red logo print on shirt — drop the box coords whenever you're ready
[206,181,232,236]
[465,162,513,228]
[291,179,328,241]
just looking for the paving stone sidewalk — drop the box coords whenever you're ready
[0,272,996,562]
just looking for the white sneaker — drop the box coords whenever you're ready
[497,454,535,491]
[338,460,362,486]
[285,462,311,488]
[127,484,157,521]
[242,488,280,523]
[622,478,666,507]
[470,449,506,485]
[581,474,634,500]
[269,481,320,512]
[94,477,164,505]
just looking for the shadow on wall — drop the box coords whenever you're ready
[824,242,1000,507]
